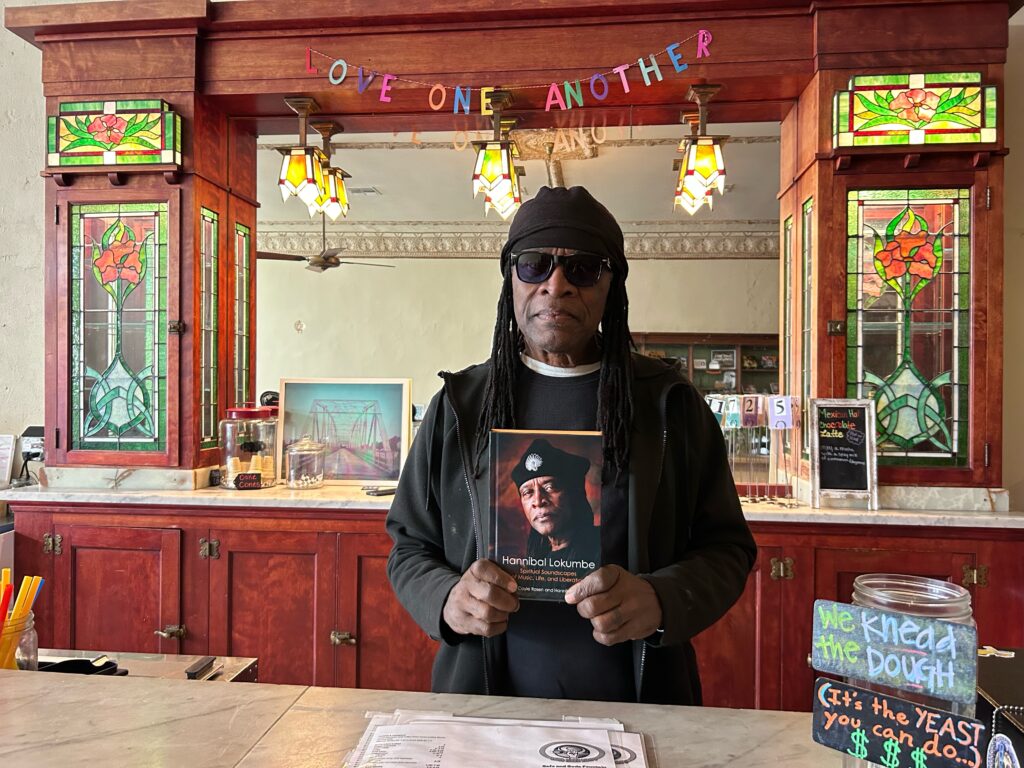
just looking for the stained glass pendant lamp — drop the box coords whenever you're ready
[278,97,329,207]
[673,85,728,215]
[310,121,352,220]
[471,90,523,220]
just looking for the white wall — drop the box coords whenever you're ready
[0,0,50,453]
[255,258,779,408]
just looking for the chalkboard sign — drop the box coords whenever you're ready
[811,398,878,509]
[812,678,985,768]
[810,599,978,705]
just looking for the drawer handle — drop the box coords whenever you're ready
[154,624,186,640]
[330,630,357,646]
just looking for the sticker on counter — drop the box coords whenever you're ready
[810,599,978,704]
[812,678,985,768]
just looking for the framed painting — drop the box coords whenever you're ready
[277,378,412,485]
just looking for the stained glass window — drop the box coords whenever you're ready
[846,189,970,466]
[783,216,793,454]
[200,208,219,448]
[48,100,182,167]
[801,199,813,457]
[833,73,996,148]
[234,223,251,408]
[70,202,168,452]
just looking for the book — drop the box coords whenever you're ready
[489,429,603,601]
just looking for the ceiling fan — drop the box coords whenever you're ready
[256,214,395,274]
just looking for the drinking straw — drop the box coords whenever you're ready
[0,583,13,645]
[0,576,33,670]
[0,567,10,594]
[30,578,45,608]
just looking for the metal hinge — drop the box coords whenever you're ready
[962,564,989,588]
[42,533,63,555]
[984,442,991,468]
[55,428,60,450]
[199,538,221,560]
[168,320,187,335]
[985,186,991,210]
[769,556,795,581]
[54,205,59,225]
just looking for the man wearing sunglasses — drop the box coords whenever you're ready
[387,185,756,704]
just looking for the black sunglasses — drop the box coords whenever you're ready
[510,250,611,288]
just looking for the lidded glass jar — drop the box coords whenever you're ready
[844,574,976,768]
[286,436,326,490]
[219,405,278,489]
[1,609,38,671]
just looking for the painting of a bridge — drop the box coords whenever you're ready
[278,378,411,484]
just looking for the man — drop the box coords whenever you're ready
[511,437,599,561]
[386,185,756,704]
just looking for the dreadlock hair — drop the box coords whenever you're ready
[474,262,635,479]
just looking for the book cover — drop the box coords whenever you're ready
[489,429,603,600]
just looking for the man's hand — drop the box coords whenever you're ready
[442,559,520,637]
[565,565,662,646]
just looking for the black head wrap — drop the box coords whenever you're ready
[499,186,628,280]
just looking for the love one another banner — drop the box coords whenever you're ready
[305,30,713,114]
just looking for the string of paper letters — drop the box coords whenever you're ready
[304,30,713,114]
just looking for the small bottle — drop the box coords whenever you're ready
[843,574,975,768]
[1,610,38,671]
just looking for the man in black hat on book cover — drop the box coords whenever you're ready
[510,437,600,563]
[387,185,756,704]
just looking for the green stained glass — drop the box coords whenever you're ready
[801,199,813,457]
[834,74,997,148]
[233,223,251,408]
[48,100,182,168]
[200,208,219,448]
[845,188,971,466]
[69,202,168,452]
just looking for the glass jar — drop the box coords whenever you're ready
[286,436,326,489]
[219,405,278,489]
[1,610,38,671]
[844,574,976,768]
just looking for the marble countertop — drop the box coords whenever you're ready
[3,483,1024,528]
[0,670,838,767]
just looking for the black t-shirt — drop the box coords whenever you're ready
[504,362,635,702]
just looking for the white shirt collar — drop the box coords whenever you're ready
[520,353,601,378]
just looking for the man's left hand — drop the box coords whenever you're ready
[565,566,662,646]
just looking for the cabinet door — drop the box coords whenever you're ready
[814,546,976,606]
[11,509,54,648]
[336,533,437,691]
[208,529,335,686]
[692,545,783,709]
[51,524,182,653]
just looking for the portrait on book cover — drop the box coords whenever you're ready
[490,430,603,597]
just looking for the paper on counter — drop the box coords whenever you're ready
[609,732,649,767]
[393,710,625,731]
[351,722,616,768]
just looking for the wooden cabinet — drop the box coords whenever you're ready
[209,529,336,686]
[695,524,1024,712]
[51,524,183,655]
[633,333,780,395]
[13,505,436,690]
[336,533,437,691]
[13,502,1023,705]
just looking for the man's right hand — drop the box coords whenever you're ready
[442,559,519,637]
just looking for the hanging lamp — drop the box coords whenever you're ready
[673,85,728,215]
[278,97,329,208]
[310,121,352,220]
[471,90,523,220]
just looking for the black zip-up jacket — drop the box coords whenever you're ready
[385,353,757,704]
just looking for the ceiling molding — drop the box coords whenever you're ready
[256,135,780,152]
[257,223,779,261]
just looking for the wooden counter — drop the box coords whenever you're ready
[3,484,1022,711]
[0,669,838,767]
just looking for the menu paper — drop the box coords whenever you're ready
[351,722,616,768]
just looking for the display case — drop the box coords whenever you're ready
[634,333,779,395]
